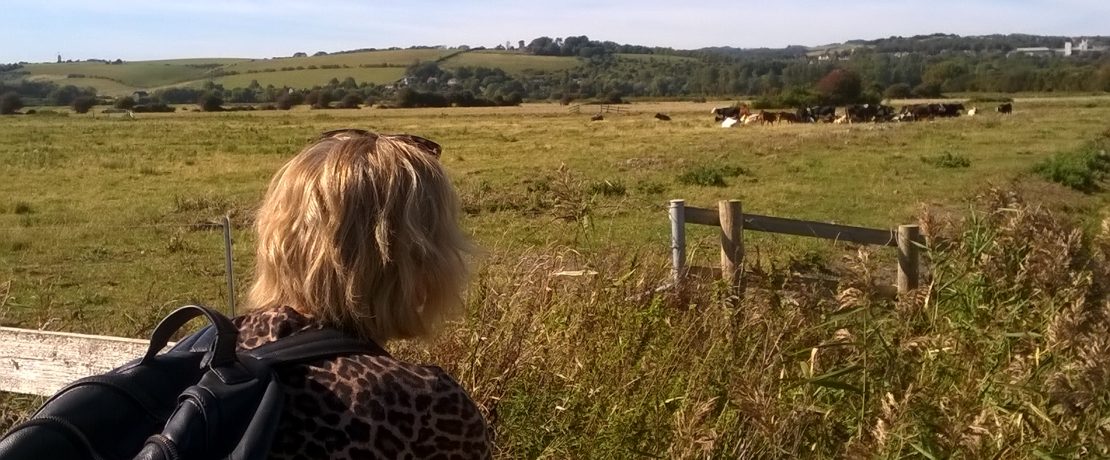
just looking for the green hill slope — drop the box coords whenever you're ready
[13,49,459,96]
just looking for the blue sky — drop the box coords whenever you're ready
[3,0,1107,63]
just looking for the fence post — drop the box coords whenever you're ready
[896,224,921,295]
[222,215,236,316]
[718,200,744,292]
[669,200,686,287]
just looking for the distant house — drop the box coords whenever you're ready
[132,91,149,99]
[1010,47,1054,57]
[1010,38,1108,58]
[446,78,459,87]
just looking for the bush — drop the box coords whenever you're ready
[884,83,913,99]
[921,152,971,168]
[677,165,751,187]
[71,96,97,113]
[1,92,24,114]
[337,94,361,109]
[816,68,863,105]
[114,96,136,110]
[197,93,224,112]
[132,103,175,113]
[586,180,627,197]
[1034,137,1110,192]
[912,82,943,98]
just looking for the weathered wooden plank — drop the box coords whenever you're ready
[684,206,897,246]
[745,214,897,246]
[685,206,720,226]
[0,327,152,396]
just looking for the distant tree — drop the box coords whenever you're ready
[338,94,361,108]
[275,93,296,110]
[292,52,307,58]
[312,91,333,109]
[48,85,85,106]
[884,83,913,99]
[114,96,136,110]
[197,92,224,111]
[912,82,943,98]
[71,96,97,114]
[304,90,321,107]
[340,77,358,89]
[815,68,863,105]
[0,92,22,114]
[313,51,328,56]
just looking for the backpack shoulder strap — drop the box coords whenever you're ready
[245,328,390,366]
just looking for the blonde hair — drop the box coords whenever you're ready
[247,134,472,342]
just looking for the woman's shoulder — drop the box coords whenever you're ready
[285,354,490,458]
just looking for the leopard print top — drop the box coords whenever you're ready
[233,306,492,459]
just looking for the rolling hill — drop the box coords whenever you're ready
[9,48,587,96]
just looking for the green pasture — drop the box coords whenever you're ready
[22,60,236,88]
[12,49,455,95]
[3,97,1110,457]
[440,50,581,73]
[2,97,1107,336]
[219,49,451,73]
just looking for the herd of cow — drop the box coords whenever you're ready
[712,102,1014,126]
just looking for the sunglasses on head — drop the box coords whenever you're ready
[318,129,442,158]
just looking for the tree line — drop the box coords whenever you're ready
[1,34,1107,114]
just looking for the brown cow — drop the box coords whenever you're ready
[759,110,777,125]
[776,112,799,123]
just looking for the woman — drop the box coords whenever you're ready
[234,130,491,459]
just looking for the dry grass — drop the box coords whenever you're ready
[375,189,1110,458]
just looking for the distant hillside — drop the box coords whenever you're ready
[1,34,1107,105]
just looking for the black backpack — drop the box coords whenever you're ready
[0,305,387,460]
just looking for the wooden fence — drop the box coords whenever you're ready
[567,104,629,114]
[669,199,922,294]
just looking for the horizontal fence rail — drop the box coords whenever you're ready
[670,199,922,294]
[0,327,165,396]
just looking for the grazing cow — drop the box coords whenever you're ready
[759,110,777,125]
[997,102,1013,114]
[742,113,763,125]
[654,112,672,121]
[590,113,604,121]
[833,114,850,124]
[777,112,799,123]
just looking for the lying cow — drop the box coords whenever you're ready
[798,105,836,123]
[712,106,741,122]
[654,112,672,121]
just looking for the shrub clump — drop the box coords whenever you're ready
[677,165,751,187]
[921,152,971,168]
[1034,134,1110,192]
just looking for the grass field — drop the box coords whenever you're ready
[2,97,1110,457]
[440,50,582,73]
[11,49,456,96]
